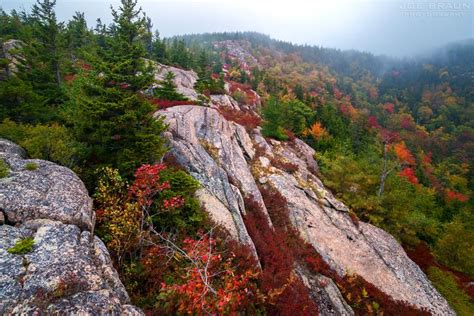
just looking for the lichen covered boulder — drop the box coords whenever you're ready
[0,138,142,315]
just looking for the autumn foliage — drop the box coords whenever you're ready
[95,164,264,314]
[244,185,430,316]
[303,122,329,140]
[150,98,197,109]
[399,167,419,185]
[217,106,262,131]
[393,142,416,166]
[158,234,262,315]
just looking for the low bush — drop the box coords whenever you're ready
[8,237,35,255]
[255,184,429,315]
[217,107,262,131]
[0,159,9,178]
[150,99,197,109]
[0,119,84,169]
[25,162,38,171]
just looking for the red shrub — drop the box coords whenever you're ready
[384,102,395,114]
[217,107,262,131]
[367,116,381,129]
[399,167,419,185]
[445,190,469,203]
[243,195,319,315]
[405,242,474,300]
[253,185,429,315]
[228,81,259,105]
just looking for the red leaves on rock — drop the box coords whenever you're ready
[217,107,262,131]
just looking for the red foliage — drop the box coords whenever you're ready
[383,102,395,114]
[367,116,381,129]
[269,157,299,173]
[243,195,319,315]
[228,81,259,105]
[393,142,416,166]
[284,129,296,141]
[333,87,343,100]
[399,167,419,185]
[400,114,416,130]
[64,74,76,82]
[421,151,433,165]
[217,107,262,131]
[252,185,429,315]
[379,129,400,143]
[445,190,469,203]
[150,99,197,109]
[129,164,170,208]
[340,103,358,119]
[405,243,474,300]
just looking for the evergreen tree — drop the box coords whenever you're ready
[30,0,63,86]
[64,0,167,183]
[143,16,153,57]
[151,30,167,63]
[169,38,190,69]
[19,0,66,116]
[66,12,91,60]
[154,71,187,101]
[262,97,288,140]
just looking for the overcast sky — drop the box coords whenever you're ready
[2,0,473,57]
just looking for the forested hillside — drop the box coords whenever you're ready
[0,0,472,314]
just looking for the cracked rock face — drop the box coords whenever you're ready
[157,105,454,315]
[0,139,142,315]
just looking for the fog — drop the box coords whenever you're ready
[2,0,472,57]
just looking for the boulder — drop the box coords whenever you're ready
[0,138,142,315]
[0,139,94,231]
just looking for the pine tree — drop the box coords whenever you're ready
[30,0,63,86]
[261,97,288,140]
[19,0,66,116]
[143,16,153,57]
[151,30,167,62]
[66,12,91,60]
[154,71,187,101]
[64,0,167,183]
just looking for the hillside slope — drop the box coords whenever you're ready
[154,68,454,314]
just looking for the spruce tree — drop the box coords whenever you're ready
[154,71,187,101]
[22,0,65,116]
[64,0,167,183]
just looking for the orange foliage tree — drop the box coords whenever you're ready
[303,122,329,141]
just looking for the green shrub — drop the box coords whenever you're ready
[25,162,38,171]
[7,237,35,255]
[0,159,9,178]
[0,119,85,169]
[427,267,474,315]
